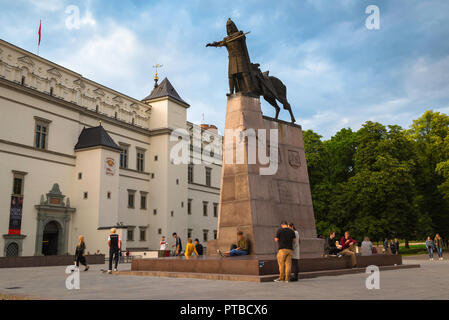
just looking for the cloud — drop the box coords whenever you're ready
[1,0,448,140]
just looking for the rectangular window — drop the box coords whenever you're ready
[137,148,145,172]
[203,201,208,217]
[188,229,193,239]
[83,192,88,199]
[119,145,129,168]
[140,192,147,210]
[139,228,146,241]
[34,118,51,150]
[205,167,212,186]
[128,190,136,208]
[213,230,217,240]
[13,177,23,196]
[188,165,193,183]
[12,171,26,196]
[213,203,218,217]
[203,229,209,242]
[187,199,192,215]
[127,228,134,241]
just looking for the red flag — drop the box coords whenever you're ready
[38,20,41,46]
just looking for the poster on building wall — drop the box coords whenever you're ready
[8,196,23,235]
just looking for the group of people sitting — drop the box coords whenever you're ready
[324,231,358,267]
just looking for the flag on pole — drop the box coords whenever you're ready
[37,20,41,55]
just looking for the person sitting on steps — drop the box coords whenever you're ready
[218,231,249,257]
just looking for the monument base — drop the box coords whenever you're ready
[209,93,324,257]
[126,254,418,282]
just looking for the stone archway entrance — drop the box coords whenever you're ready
[42,221,60,256]
[34,184,75,256]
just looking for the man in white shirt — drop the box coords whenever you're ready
[289,223,300,282]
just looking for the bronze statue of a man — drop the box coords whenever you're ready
[206,18,255,94]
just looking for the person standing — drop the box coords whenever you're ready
[172,233,182,256]
[184,238,199,257]
[288,223,300,282]
[383,238,389,254]
[394,238,400,255]
[361,237,373,256]
[74,235,89,271]
[434,234,444,260]
[426,236,434,261]
[390,239,397,255]
[340,231,357,267]
[274,221,296,283]
[107,228,121,274]
[194,239,204,256]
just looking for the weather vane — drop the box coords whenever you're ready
[153,64,163,87]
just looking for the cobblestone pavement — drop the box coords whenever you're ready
[0,255,447,300]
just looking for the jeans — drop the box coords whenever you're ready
[277,249,293,281]
[427,247,434,259]
[109,248,120,270]
[229,249,247,256]
[436,247,443,258]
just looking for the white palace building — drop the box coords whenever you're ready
[0,39,222,257]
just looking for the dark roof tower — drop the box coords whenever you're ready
[74,123,121,151]
[142,77,189,107]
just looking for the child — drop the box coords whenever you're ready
[184,238,199,257]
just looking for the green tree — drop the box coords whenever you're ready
[408,110,449,240]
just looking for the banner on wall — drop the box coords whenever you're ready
[8,196,23,235]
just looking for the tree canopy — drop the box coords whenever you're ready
[304,110,449,243]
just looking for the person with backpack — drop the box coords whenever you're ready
[425,236,434,261]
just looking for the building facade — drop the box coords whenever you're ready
[0,39,222,257]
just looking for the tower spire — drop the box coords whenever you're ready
[153,64,163,88]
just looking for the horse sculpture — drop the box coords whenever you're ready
[251,63,296,123]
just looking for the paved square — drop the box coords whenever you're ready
[0,256,447,300]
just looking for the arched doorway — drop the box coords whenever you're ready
[42,221,60,255]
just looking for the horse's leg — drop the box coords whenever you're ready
[264,95,280,119]
[280,99,296,123]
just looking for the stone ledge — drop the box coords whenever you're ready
[116,263,420,282]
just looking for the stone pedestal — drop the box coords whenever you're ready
[207,93,324,258]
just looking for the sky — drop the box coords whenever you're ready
[1,0,449,139]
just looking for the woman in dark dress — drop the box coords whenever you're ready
[75,235,89,271]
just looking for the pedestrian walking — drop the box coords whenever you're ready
[108,228,122,273]
[75,235,89,271]
[426,236,434,261]
[434,234,444,260]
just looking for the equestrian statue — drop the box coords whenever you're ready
[206,18,296,123]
